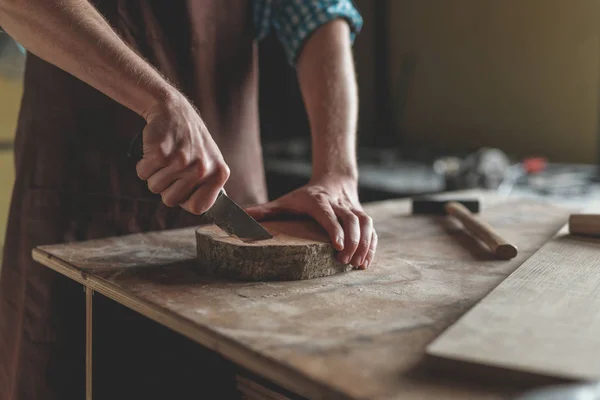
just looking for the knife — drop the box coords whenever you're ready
[128,132,273,241]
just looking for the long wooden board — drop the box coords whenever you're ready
[427,223,600,380]
[32,192,573,399]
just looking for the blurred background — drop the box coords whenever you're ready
[2,0,600,253]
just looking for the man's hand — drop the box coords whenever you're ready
[0,1,230,215]
[268,19,377,268]
[246,177,377,269]
[136,95,230,215]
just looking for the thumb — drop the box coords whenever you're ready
[245,201,282,221]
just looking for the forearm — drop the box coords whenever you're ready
[0,0,176,118]
[296,19,359,181]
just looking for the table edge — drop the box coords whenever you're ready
[31,248,354,400]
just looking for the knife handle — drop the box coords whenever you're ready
[128,131,144,161]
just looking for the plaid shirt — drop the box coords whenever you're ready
[10,2,363,64]
[254,0,363,66]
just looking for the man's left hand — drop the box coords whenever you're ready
[245,178,377,269]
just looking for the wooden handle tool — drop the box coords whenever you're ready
[445,201,518,260]
[568,214,600,237]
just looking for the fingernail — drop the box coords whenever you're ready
[364,259,371,269]
[341,255,350,264]
[336,236,344,249]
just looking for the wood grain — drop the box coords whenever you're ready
[196,220,352,281]
[428,213,600,380]
[32,191,574,400]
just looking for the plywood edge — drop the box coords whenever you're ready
[31,248,353,400]
[425,347,588,383]
[422,353,573,388]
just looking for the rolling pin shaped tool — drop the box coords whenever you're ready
[412,197,518,259]
[128,132,272,241]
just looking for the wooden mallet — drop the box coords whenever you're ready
[412,197,518,260]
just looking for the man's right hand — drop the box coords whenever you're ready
[0,0,230,216]
[135,94,230,215]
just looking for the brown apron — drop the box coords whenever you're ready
[0,1,268,399]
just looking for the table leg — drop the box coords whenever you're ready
[86,287,93,400]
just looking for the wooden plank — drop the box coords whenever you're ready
[32,192,574,399]
[427,218,600,380]
[86,287,93,400]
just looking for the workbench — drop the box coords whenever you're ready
[32,191,574,399]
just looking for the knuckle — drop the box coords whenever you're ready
[319,207,335,219]
[174,149,191,168]
[370,238,378,250]
[372,230,379,240]
[313,193,328,203]
[348,237,360,246]
[193,160,209,177]
[347,214,359,225]
[155,144,169,161]
[326,212,339,224]
[356,212,373,225]
[214,161,231,183]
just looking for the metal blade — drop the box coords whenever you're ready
[203,191,273,241]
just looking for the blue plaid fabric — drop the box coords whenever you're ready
[254,0,363,66]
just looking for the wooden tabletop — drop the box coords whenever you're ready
[32,191,574,400]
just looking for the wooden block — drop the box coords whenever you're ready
[426,230,600,380]
[196,220,352,281]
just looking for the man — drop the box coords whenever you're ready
[0,0,377,398]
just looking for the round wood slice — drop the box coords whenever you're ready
[195,220,352,281]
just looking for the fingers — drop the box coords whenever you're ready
[350,211,374,269]
[136,131,173,180]
[308,199,344,250]
[146,163,183,194]
[180,184,221,215]
[159,177,197,207]
[136,155,167,182]
[244,188,378,269]
[363,231,378,269]
[137,140,230,213]
[331,206,376,269]
[180,164,229,214]
[245,202,281,221]
[134,102,231,213]
[333,206,360,263]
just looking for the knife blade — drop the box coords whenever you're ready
[128,132,273,241]
[203,190,273,241]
